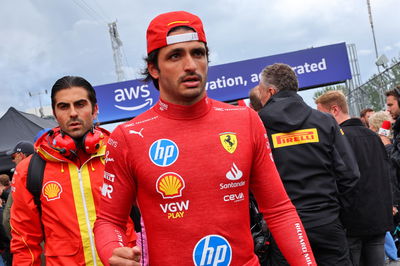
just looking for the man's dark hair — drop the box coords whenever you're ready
[385,85,400,99]
[142,49,161,89]
[260,63,298,92]
[141,26,209,90]
[51,76,97,112]
[249,86,263,112]
[360,108,374,118]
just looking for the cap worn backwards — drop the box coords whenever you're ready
[146,11,207,54]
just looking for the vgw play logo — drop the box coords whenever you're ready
[193,235,232,266]
[114,84,154,111]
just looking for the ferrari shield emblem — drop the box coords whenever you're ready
[219,132,237,154]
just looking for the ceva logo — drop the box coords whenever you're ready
[114,84,154,111]
[193,235,232,266]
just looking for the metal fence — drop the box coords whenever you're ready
[347,61,400,116]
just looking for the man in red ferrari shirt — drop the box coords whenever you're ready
[94,11,316,266]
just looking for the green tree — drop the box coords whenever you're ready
[313,56,400,114]
[313,84,347,101]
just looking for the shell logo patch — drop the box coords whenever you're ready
[219,132,237,154]
[156,172,185,199]
[42,181,63,201]
[271,128,319,148]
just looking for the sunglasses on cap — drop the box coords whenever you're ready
[11,152,21,160]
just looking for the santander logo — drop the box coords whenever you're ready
[226,163,243,180]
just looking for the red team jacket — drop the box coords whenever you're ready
[11,128,135,265]
[94,96,316,265]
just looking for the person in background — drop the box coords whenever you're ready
[3,141,34,240]
[360,108,374,128]
[316,90,393,266]
[94,11,316,266]
[369,110,400,262]
[369,111,400,206]
[10,76,135,265]
[384,88,400,212]
[0,174,11,266]
[385,87,400,145]
[369,111,393,136]
[258,63,359,266]
[249,85,263,112]
[6,141,34,167]
[0,175,11,205]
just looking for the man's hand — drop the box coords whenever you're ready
[109,246,141,266]
[380,135,391,145]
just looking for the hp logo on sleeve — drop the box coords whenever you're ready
[193,235,232,266]
[149,139,179,167]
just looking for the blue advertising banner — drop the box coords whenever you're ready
[95,42,351,123]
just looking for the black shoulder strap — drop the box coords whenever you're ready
[130,205,142,233]
[27,152,46,214]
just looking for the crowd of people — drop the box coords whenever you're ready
[0,10,399,266]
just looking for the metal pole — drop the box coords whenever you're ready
[367,0,379,60]
[28,90,47,117]
[366,0,385,109]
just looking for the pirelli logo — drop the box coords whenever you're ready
[271,128,319,148]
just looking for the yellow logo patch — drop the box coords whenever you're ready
[271,128,319,148]
[219,133,237,154]
[156,172,185,199]
[42,181,63,201]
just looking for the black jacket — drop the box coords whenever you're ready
[339,118,393,236]
[388,118,400,171]
[385,144,400,206]
[259,90,360,228]
[384,117,400,207]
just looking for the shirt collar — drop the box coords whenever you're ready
[153,96,212,120]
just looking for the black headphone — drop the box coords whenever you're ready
[47,128,104,157]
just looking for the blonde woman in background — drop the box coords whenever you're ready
[370,111,400,216]
[369,111,393,137]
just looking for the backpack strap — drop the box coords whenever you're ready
[130,205,142,233]
[27,152,46,215]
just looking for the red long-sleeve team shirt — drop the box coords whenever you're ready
[94,96,316,265]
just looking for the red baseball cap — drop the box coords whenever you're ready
[146,11,207,54]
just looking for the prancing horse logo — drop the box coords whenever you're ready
[219,132,237,154]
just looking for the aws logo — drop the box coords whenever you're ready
[114,84,155,111]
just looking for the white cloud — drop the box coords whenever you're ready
[358,49,374,56]
[0,0,399,117]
